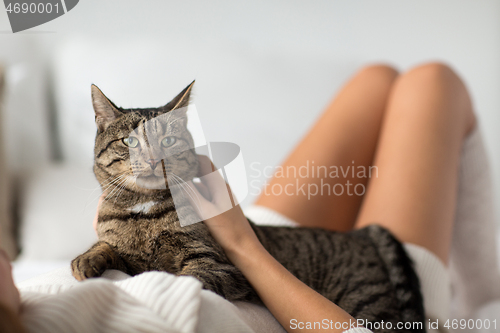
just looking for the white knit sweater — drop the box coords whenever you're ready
[19,269,260,333]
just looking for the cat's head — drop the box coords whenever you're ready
[92,81,199,195]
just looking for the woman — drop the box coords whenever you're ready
[0,62,488,332]
[185,62,476,332]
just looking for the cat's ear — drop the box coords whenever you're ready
[91,85,122,133]
[164,80,195,111]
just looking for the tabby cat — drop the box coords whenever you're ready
[71,82,425,333]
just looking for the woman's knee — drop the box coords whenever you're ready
[391,62,476,135]
[354,63,399,85]
[403,62,467,93]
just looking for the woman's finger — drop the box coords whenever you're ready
[197,155,233,202]
[185,180,211,217]
[192,180,211,201]
[197,155,216,177]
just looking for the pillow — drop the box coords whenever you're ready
[17,164,99,261]
[0,64,17,259]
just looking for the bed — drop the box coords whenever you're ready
[1,30,500,333]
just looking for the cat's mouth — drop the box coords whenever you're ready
[135,175,167,190]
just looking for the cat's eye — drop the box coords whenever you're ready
[122,137,139,148]
[161,136,177,147]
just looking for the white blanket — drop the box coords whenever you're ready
[17,267,285,333]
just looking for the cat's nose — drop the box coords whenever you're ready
[147,159,161,170]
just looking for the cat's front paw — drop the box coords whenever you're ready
[71,252,108,281]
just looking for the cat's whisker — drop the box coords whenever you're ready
[100,179,125,195]
[112,183,125,204]
[104,177,131,201]
[105,186,125,203]
[82,172,131,214]
[102,171,128,184]
[117,175,136,202]
[174,175,203,208]
[169,176,201,213]
[107,176,130,196]
[113,177,132,204]
[106,176,129,189]
[82,183,109,212]
[99,173,130,194]
[99,174,130,198]
[104,184,121,201]
[168,173,203,214]
[86,172,127,196]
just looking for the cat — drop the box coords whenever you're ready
[71,82,426,333]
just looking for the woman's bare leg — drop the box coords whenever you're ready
[255,65,398,231]
[355,62,476,263]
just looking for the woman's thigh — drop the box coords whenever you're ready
[355,62,476,263]
[255,65,398,231]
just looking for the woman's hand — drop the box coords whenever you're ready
[187,155,358,333]
[186,155,263,260]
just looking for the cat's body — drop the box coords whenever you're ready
[72,82,425,333]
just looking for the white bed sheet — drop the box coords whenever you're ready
[13,259,70,284]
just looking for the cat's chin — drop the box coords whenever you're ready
[135,175,167,190]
